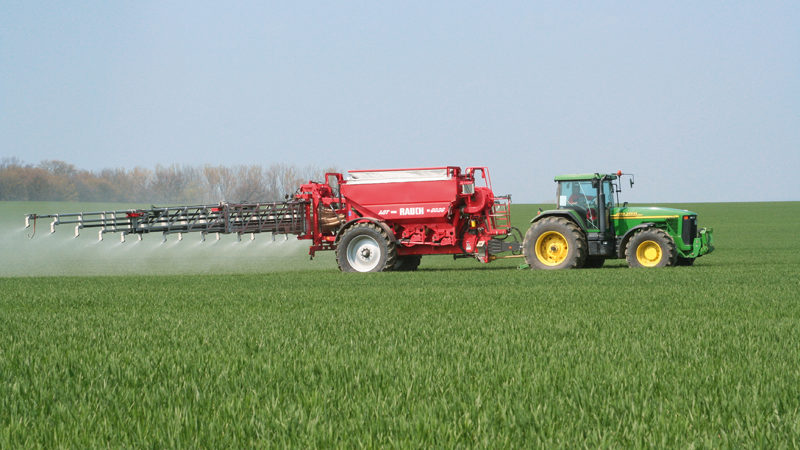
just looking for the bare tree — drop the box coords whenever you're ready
[0,159,340,203]
[148,165,202,204]
[202,165,236,202]
[229,165,265,202]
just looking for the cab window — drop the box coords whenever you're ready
[602,181,615,209]
[558,180,601,229]
[558,181,595,208]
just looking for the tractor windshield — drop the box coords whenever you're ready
[558,179,614,230]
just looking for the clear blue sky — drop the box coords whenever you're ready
[2,1,798,202]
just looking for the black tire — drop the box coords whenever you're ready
[523,217,587,270]
[583,256,605,268]
[336,223,397,272]
[676,257,695,266]
[393,255,421,271]
[625,228,677,268]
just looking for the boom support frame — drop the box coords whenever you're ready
[26,201,308,241]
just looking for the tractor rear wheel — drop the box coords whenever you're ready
[523,217,587,269]
[625,228,677,268]
[393,255,421,271]
[336,223,397,272]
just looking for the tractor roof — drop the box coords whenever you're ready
[554,173,618,182]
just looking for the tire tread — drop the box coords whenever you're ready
[523,217,587,269]
[625,228,676,268]
[336,222,397,272]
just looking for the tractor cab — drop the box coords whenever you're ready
[555,173,618,232]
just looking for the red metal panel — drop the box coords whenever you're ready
[342,179,458,204]
[341,180,459,221]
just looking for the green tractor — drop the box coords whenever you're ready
[523,171,714,269]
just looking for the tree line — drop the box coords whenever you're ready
[0,158,338,203]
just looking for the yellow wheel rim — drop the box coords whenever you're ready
[535,231,569,266]
[636,240,662,267]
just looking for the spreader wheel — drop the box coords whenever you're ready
[336,223,397,272]
[393,255,422,271]
[625,228,677,268]
[523,217,587,269]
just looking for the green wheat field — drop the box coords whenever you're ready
[1,201,799,447]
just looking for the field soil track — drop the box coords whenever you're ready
[1,201,799,446]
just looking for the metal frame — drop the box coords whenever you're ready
[26,201,307,241]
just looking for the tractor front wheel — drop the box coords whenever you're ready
[523,217,587,269]
[625,228,677,268]
[336,223,397,272]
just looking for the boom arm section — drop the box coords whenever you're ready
[25,201,308,242]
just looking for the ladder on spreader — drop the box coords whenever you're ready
[488,196,512,232]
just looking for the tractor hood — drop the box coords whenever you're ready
[610,206,697,220]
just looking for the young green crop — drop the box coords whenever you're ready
[1,202,799,446]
